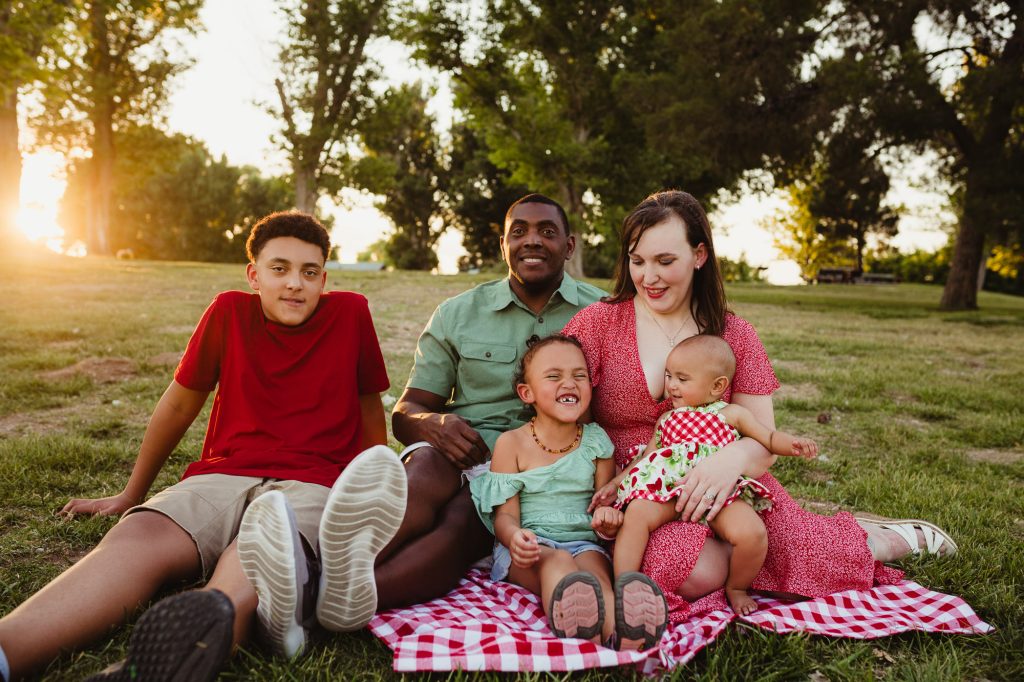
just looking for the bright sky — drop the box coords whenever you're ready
[17,0,952,284]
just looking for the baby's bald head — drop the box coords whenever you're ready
[670,334,736,382]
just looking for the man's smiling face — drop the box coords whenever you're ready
[500,201,575,292]
[246,236,327,326]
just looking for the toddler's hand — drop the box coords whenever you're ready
[588,481,619,513]
[792,437,818,459]
[591,506,623,539]
[509,528,540,568]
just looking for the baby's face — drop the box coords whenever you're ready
[664,347,720,408]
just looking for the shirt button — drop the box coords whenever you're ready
[538,317,544,323]
[485,351,492,358]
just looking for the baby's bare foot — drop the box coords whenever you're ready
[726,588,758,616]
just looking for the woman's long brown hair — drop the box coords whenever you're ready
[605,190,728,336]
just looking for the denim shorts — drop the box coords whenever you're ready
[491,535,610,581]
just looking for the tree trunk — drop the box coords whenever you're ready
[558,182,586,279]
[87,99,114,255]
[940,170,989,310]
[0,87,20,241]
[294,162,317,214]
[85,3,113,256]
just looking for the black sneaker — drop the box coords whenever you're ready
[238,490,317,659]
[85,589,233,682]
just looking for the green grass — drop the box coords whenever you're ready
[1,251,1022,680]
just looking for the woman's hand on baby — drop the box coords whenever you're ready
[509,528,540,568]
[588,481,619,512]
[675,455,743,523]
[791,437,818,459]
[60,492,138,517]
[591,506,623,539]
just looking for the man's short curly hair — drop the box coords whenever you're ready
[245,211,331,262]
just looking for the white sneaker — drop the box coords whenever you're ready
[238,490,314,658]
[316,445,408,631]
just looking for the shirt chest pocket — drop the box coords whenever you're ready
[456,341,517,402]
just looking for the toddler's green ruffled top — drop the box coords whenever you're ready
[470,422,613,543]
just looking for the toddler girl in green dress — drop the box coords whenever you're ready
[470,334,669,650]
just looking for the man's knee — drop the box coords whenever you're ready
[404,445,464,506]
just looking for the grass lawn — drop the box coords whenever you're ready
[1,251,1022,681]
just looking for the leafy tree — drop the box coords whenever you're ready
[613,0,828,199]
[0,0,68,240]
[61,125,293,261]
[351,83,444,270]
[800,123,901,273]
[445,122,530,271]
[771,182,858,282]
[33,0,201,255]
[408,1,830,276]
[408,1,645,277]
[271,0,390,214]
[828,1,1024,309]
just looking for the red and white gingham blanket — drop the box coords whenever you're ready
[368,569,992,674]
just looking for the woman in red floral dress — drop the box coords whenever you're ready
[563,190,956,621]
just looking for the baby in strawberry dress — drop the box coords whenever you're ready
[592,334,818,615]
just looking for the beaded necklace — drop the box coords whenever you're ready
[529,417,583,454]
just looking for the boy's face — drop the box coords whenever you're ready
[246,236,327,326]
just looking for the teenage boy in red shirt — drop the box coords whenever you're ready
[0,212,407,681]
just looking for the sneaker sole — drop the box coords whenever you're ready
[549,571,605,642]
[85,590,234,682]
[615,572,668,651]
[317,445,407,631]
[238,490,307,659]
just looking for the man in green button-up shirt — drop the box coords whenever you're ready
[374,194,605,608]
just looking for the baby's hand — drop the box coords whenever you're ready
[588,481,619,513]
[509,528,540,568]
[792,437,818,459]
[591,506,623,540]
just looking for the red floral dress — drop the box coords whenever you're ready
[563,301,903,621]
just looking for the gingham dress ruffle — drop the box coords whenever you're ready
[614,401,774,515]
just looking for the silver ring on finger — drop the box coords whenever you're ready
[703,490,717,501]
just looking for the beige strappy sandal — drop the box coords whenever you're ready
[854,516,958,557]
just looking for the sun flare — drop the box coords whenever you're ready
[16,150,69,253]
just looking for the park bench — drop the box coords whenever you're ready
[857,272,897,284]
[815,267,858,284]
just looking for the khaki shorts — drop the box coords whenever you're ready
[123,474,331,576]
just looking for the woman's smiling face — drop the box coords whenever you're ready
[628,214,707,316]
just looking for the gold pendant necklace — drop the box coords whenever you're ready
[640,300,689,345]
[530,418,583,454]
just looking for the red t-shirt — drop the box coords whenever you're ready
[174,290,390,487]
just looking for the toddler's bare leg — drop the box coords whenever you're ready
[574,551,616,642]
[614,500,679,576]
[508,546,576,615]
[0,511,201,678]
[708,501,767,616]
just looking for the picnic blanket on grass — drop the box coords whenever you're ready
[368,569,993,674]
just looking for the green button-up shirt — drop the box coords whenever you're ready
[406,274,606,452]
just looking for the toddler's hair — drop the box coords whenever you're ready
[246,211,331,262]
[673,334,736,380]
[512,333,585,390]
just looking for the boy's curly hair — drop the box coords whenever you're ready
[246,211,331,262]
